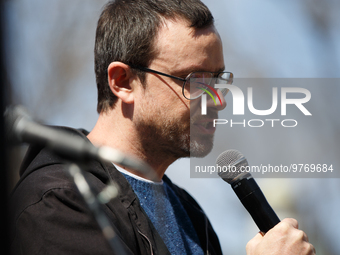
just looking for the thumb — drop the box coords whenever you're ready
[246,232,263,254]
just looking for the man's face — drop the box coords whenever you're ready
[133,18,225,159]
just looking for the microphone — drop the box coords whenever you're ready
[216,149,280,234]
[4,105,155,180]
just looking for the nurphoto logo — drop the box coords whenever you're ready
[200,84,312,128]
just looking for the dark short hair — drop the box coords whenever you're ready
[94,0,214,113]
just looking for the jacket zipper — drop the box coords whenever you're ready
[204,213,210,255]
[137,229,154,255]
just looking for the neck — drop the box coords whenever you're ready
[87,109,178,182]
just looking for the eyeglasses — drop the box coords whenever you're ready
[131,66,233,100]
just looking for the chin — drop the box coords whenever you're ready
[169,132,213,159]
[189,138,214,158]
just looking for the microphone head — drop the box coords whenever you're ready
[216,149,250,184]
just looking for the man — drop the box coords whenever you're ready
[10,0,315,254]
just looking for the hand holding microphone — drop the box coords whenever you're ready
[216,149,315,255]
[246,218,315,255]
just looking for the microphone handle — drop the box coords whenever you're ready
[231,176,280,234]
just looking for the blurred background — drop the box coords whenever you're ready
[3,0,340,254]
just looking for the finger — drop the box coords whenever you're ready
[306,242,316,254]
[295,229,310,242]
[303,231,309,242]
[246,232,263,253]
[248,232,263,247]
[312,244,316,254]
[282,218,299,229]
[310,243,316,254]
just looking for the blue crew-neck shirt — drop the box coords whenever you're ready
[117,167,204,255]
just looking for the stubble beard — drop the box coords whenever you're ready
[135,108,216,161]
[189,108,217,157]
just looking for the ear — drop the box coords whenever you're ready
[107,62,135,104]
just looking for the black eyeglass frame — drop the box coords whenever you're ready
[130,65,233,100]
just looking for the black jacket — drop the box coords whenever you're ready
[9,127,222,255]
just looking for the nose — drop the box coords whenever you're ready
[206,88,227,111]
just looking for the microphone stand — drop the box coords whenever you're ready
[65,163,127,255]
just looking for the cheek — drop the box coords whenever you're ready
[139,80,190,116]
[189,99,201,116]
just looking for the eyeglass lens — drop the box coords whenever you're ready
[184,72,232,100]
